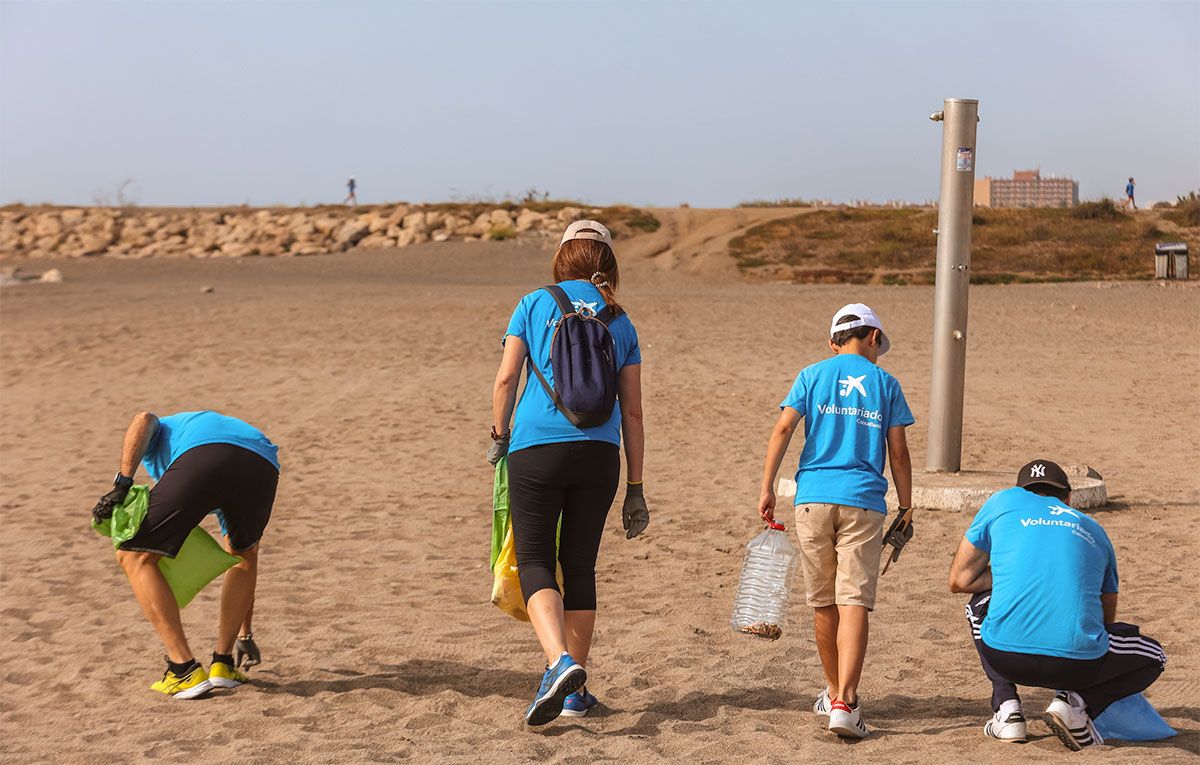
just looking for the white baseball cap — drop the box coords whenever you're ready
[559,220,613,249]
[830,303,891,355]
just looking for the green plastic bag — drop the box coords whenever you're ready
[159,527,241,608]
[92,484,151,547]
[93,484,241,608]
[490,457,510,569]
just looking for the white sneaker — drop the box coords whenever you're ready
[813,689,833,717]
[1044,692,1103,751]
[828,699,869,739]
[984,708,1027,743]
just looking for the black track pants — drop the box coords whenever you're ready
[507,441,620,611]
[966,591,1166,717]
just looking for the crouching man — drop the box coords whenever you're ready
[92,410,279,698]
[948,460,1165,750]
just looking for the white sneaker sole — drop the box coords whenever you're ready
[559,707,589,718]
[210,676,244,689]
[173,679,213,699]
[1043,711,1094,751]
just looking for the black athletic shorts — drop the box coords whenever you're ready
[120,443,279,558]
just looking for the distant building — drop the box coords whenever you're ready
[974,169,1079,208]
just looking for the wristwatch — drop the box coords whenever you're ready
[113,472,134,490]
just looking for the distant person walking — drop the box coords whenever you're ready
[488,220,648,726]
[757,303,914,739]
[91,410,279,698]
[344,176,358,206]
[1125,177,1136,209]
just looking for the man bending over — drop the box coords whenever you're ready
[92,410,279,698]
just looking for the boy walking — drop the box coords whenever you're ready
[758,303,914,739]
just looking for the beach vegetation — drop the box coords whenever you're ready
[729,203,1187,284]
[1163,191,1200,228]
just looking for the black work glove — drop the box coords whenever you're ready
[92,485,130,524]
[234,633,261,669]
[487,433,509,466]
[881,511,914,572]
[622,482,649,539]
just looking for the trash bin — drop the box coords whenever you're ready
[1155,242,1187,279]
[1155,249,1170,279]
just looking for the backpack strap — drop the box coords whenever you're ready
[543,284,624,324]
[541,285,575,315]
[525,357,588,428]
[596,305,623,324]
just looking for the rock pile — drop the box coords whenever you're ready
[0,204,597,259]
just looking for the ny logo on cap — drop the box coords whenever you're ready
[838,375,866,397]
[1031,464,1046,478]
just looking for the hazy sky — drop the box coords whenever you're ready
[2,1,1197,207]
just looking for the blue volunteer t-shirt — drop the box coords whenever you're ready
[782,354,914,513]
[966,486,1118,660]
[504,280,641,453]
[142,411,280,481]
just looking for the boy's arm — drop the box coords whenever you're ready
[948,537,992,593]
[886,425,912,510]
[759,408,802,522]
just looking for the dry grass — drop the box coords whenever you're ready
[729,205,1199,284]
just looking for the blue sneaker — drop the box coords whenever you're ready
[560,688,599,718]
[525,653,587,726]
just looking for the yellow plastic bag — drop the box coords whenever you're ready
[491,521,564,621]
[491,524,530,621]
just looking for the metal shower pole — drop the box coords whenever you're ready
[927,98,979,473]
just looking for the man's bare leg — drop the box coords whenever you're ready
[813,605,840,697]
[221,536,254,637]
[835,605,870,705]
[116,550,193,662]
[216,545,256,655]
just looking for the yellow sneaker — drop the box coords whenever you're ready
[150,662,212,699]
[209,660,250,689]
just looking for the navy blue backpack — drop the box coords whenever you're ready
[528,284,623,429]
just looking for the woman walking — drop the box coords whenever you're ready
[489,220,649,726]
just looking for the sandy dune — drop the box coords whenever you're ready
[1,240,1197,762]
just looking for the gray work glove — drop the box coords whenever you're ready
[622,482,649,539]
[881,510,914,574]
[487,432,509,466]
[234,633,261,669]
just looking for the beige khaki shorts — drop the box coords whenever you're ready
[794,503,885,610]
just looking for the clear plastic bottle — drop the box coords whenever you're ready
[731,520,798,640]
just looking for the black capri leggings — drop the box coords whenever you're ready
[507,441,621,611]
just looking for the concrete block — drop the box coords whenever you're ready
[776,466,1107,513]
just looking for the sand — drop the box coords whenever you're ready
[1,240,1197,763]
